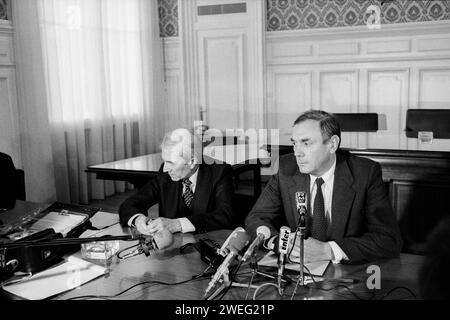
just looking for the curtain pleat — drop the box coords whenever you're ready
[35,0,164,204]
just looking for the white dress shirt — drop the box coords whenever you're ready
[309,156,349,263]
[127,168,198,233]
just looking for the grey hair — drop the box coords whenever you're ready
[160,128,202,163]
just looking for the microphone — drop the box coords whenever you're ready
[277,226,291,294]
[295,191,307,216]
[204,227,249,297]
[120,229,174,259]
[241,226,271,262]
[295,191,307,230]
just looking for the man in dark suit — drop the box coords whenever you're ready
[119,128,237,235]
[245,110,402,263]
[0,152,18,210]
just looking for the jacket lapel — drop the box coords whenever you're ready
[331,152,356,239]
[191,165,210,215]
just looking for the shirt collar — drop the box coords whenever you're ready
[309,155,336,186]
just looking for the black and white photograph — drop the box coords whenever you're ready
[1,0,450,312]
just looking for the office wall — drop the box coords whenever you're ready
[160,0,450,152]
[265,22,450,151]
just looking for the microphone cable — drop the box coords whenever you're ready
[252,282,279,300]
[65,265,215,300]
[116,243,140,260]
[378,286,417,300]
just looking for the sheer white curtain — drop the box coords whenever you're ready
[36,0,165,204]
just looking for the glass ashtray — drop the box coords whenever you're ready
[81,240,120,263]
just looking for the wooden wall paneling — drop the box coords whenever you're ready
[392,180,450,254]
[417,67,450,152]
[367,68,409,150]
[266,66,312,145]
[319,70,359,148]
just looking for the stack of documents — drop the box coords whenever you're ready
[2,256,106,300]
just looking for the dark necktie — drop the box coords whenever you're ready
[182,179,194,209]
[312,177,327,241]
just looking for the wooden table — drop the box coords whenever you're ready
[86,153,164,188]
[86,144,271,199]
[1,202,423,300]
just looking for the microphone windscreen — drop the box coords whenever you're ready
[278,226,291,255]
[256,225,271,240]
[295,191,307,208]
[153,228,174,250]
[219,227,250,255]
[228,228,250,254]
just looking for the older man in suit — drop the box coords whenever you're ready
[119,128,238,235]
[245,110,402,263]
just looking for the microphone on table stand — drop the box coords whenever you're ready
[203,227,249,299]
[277,226,291,295]
[292,191,308,296]
[241,226,270,263]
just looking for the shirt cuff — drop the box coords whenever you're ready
[328,241,349,264]
[178,218,196,233]
[128,213,145,227]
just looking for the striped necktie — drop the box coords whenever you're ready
[182,179,194,208]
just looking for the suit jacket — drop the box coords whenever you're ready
[245,150,402,263]
[119,163,238,233]
[0,152,17,210]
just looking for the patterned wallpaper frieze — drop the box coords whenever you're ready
[158,0,179,37]
[0,0,9,20]
[267,0,450,31]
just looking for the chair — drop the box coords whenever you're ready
[405,109,450,139]
[0,152,26,209]
[332,113,378,132]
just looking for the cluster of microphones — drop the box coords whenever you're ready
[129,191,309,299]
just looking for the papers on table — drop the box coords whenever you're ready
[257,251,330,276]
[2,256,106,300]
[89,211,119,230]
[30,211,88,237]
